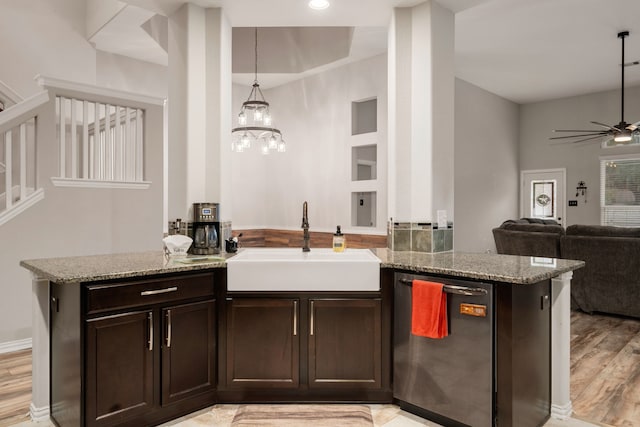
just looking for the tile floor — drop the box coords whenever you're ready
[9,404,601,427]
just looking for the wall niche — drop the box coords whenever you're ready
[352,145,377,181]
[351,191,377,227]
[351,98,377,135]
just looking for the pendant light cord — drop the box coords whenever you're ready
[254,27,258,84]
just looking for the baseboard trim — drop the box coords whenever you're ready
[551,401,573,419]
[29,402,50,421]
[0,337,32,354]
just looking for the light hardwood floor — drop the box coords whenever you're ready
[1,311,638,427]
[0,349,31,427]
[570,311,640,426]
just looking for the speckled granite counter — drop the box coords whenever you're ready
[20,251,230,284]
[371,248,584,285]
[21,248,583,285]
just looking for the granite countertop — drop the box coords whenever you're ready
[20,251,231,284]
[21,248,584,285]
[371,248,584,285]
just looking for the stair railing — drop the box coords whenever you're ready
[36,75,163,189]
[0,90,49,226]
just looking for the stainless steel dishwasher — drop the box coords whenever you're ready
[394,272,494,427]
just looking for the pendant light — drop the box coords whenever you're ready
[232,28,286,154]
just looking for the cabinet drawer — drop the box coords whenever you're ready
[86,273,214,315]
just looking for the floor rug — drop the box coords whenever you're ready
[230,404,374,427]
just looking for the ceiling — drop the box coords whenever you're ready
[98,0,640,104]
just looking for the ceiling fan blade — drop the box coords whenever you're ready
[626,120,640,130]
[590,121,618,131]
[553,129,608,133]
[568,135,609,144]
[565,135,605,144]
[550,132,608,140]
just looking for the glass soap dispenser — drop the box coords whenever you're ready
[333,225,346,252]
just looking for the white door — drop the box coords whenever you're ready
[521,169,566,226]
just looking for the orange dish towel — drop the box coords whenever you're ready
[411,280,448,339]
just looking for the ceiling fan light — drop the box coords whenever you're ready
[614,133,632,143]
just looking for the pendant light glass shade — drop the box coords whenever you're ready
[232,28,286,154]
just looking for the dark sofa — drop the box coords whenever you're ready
[492,218,564,258]
[561,225,640,318]
[493,220,640,318]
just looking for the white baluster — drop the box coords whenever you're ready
[58,97,66,178]
[114,105,121,181]
[90,102,98,180]
[105,104,113,181]
[20,123,26,200]
[70,99,77,179]
[82,100,88,179]
[125,107,132,181]
[5,130,12,209]
[99,110,105,180]
[136,108,143,181]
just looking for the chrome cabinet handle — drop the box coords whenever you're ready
[310,300,315,336]
[141,286,178,296]
[166,309,172,348]
[148,312,153,351]
[293,300,298,336]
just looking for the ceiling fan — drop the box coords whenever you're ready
[551,31,640,145]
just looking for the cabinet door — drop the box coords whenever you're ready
[161,299,216,406]
[226,298,299,388]
[309,298,382,388]
[85,310,154,427]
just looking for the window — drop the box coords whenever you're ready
[600,155,640,226]
[530,180,556,218]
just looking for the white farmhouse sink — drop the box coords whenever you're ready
[226,248,381,291]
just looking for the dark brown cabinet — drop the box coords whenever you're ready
[50,272,218,427]
[85,311,154,427]
[223,295,386,399]
[161,300,217,406]
[308,298,381,388]
[225,298,299,388]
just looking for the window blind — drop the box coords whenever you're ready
[600,157,640,227]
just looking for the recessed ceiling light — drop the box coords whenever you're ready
[308,0,330,10]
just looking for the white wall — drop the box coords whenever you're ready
[520,85,640,226]
[230,53,388,234]
[454,78,520,253]
[96,51,168,98]
[0,0,97,97]
[0,0,167,348]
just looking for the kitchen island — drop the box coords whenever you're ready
[21,249,583,427]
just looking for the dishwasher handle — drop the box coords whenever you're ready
[398,278,488,296]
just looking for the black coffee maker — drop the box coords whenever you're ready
[190,202,220,255]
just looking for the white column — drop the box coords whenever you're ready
[550,271,573,419]
[30,277,50,421]
[168,4,232,221]
[204,8,233,218]
[388,1,454,223]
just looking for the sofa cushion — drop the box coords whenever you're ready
[566,224,640,238]
[499,222,564,234]
[521,217,560,225]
